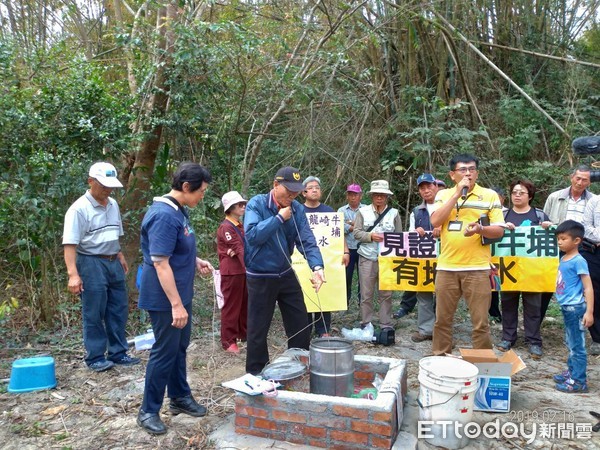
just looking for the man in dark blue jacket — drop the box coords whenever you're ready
[244,166,325,375]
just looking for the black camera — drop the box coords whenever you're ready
[372,328,395,346]
[572,136,600,182]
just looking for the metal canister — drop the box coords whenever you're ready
[309,338,354,397]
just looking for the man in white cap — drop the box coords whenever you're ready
[338,183,366,309]
[217,191,248,354]
[353,180,402,330]
[63,162,139,372]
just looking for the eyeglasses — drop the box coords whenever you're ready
[511,190,529,196]
[454,166,477,174]
[237,202,247,208]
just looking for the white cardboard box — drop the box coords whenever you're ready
[459,348,526,413]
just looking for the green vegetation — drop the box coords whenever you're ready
[0,0,598,334]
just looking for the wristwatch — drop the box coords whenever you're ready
[313,266,323,271]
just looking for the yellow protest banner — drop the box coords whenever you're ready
[291,212,347,312]
[378,227,558,292]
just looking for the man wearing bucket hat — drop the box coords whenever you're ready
[338,183,366,309]
[62,162,140,372]
[429,154,505,355]
[244,166,325,375]
[353,180,402,330]
[217,191,248,354]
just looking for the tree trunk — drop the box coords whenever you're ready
[121,3,177,267]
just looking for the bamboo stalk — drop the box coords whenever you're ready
[433,12,569,138]
[471,41,600,69]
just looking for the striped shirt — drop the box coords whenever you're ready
[62,191,123,255]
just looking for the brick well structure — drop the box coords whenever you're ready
[234,355,407,449]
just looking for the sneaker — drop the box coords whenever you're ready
[590,342,600,356]
[553,369,571,383]
[88,360,115,372]
[225,343,240,354]
[529,345,543,359]
[411,332,433,343]
[496,340,512,352]
[392,309,409,319]
[555,378,588,393]
[111,355,141,366]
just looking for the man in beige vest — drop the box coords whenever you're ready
[353,180,402,330]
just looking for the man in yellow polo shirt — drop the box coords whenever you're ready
[430,154,506,355]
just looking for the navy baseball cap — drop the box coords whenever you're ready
[274,166,304,192]
[417,173,436,186]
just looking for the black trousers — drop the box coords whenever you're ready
[581,249,600,343]
[501,291,542,346]
[399,290,417,312]
[246,272,311,374]
[141,302,192,414]
[489,291,502,319]
[345,248,361,306]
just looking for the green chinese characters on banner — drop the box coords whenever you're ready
[378,227,558,292]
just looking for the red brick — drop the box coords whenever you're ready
[254,418,280,430]
[351,420,392,436]
[331,430,369,444]
[332,405,369,419]
[308,440,327,448]
[235,405,269,418]
[234,415,250,428]
[371,435,393,449]
[354,370,373,381]
[272,409,307,424]
[372,411,392,422]
[290,424,327,438]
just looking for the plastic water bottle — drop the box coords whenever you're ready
[580,319,587,332]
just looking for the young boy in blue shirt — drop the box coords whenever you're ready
[553,220,595,393]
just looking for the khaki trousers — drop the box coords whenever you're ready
[358,256,393,328]
[432,270,492,355]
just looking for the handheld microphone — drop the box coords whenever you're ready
[460,186,468,200]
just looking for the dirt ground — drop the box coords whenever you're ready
[1,301,599,450]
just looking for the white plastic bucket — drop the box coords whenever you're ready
[418,356,479,449]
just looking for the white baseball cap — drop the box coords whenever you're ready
[222,191,247,213]
[88,162,123,188]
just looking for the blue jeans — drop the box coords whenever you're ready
[561,303,588,384]
[141,303,192,413]
[77,254,129,365]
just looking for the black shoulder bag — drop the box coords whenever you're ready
[357,206,392,248]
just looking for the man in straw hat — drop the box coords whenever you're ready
[353,180,402,330]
